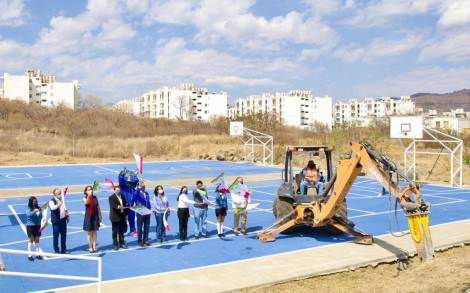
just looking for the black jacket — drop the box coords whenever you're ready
[109,193,128,222]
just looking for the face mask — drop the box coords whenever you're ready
[158,190,163,194]
[141,186,145,191]
[86,190,92,195]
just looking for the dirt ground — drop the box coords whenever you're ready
[242,244,470,293]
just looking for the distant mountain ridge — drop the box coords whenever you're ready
[411,89,470,112]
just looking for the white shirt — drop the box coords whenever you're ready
[177,193,195,208]
[49,196,67,219]
[231,183,251,209]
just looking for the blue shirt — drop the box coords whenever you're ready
[153,195,169,214]
[26,207,42,226]
[215,193,228,209]
[133,188,151,209]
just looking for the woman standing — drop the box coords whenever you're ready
[82,185,101,253]
[26,196,43,261]
[214,186,228,238]
[153,185,170,243]
[176,186,195,241]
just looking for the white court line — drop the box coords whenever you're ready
[7,204,48,259]
[93,164,119,174]
[33,217,470,293]
[348,208,375,215]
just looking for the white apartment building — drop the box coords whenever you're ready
[228,90,333,129]
[0,69,80,110]
[124,84,228,121]
[334,96,415,126]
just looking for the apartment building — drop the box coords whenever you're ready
[0,69,80,110]
[120,84,228,121]
[229,90,333,129]
[334,96,415,126]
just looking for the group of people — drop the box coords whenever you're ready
[25,176,251,259]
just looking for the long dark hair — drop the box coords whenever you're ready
[84,185,93,196]
[28,196,38,209]
[177,186,188,201]
[307,160,316,169]
[154,185,164,196]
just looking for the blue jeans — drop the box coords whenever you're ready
[193,207,207,237]
[300,181,324,195]
[154,213,166,240]
[136,214,150,243]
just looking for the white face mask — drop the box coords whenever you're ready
[86,190,92,195]
[158,190,163,194]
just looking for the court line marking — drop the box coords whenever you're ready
[31,218,470,293]
[8,204,48,260]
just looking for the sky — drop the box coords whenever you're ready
[1,0,470,103]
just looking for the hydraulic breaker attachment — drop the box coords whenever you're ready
[407,212,434,261]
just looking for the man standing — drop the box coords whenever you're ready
[49,188,69,254]
[193,180,209,239]
[133,181,151,247]
[231,177,250,235]
[109,185,128,250]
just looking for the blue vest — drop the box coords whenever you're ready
[50,197,62,224]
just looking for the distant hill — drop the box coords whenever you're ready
[411,89,470,112]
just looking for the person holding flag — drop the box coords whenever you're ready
[82,185,102,253]
[192,180,209,239]
[176,186,196,241]
[214,185,228,238]
[152,185,170,243]
[230,176,251,235]
[49,187,69,254]
[26,196,43,261]
[133,181,151,247]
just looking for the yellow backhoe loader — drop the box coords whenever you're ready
[256,142,434,261]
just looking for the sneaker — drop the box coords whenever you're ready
[36,255,43,260]
[202,234,209,238]
[120,243,128,249]
[61,251,70,254]
[28,256,34,261]
[113,245,119,251]
[195,235,200,240]
[221,233,226,237]
[234,230,239,236]
[218,233,222,238]
[241,231,247,235]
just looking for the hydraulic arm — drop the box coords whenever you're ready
[257,142,434,261]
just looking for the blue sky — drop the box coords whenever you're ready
[1,0,470,103]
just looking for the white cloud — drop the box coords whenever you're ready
[344,0,441,27]
[205,76,275,87]
[355,66,470,96]
[438,0,470,28]
[420,31,470,62]
[334,34,421,63]
[0,0,26,26]
[143,0,339,53]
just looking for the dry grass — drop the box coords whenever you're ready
[242,244,470,293]
[0,98,469,184]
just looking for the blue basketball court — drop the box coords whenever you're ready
[0,160,469,293]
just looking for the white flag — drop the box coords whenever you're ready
[133,153,143,174]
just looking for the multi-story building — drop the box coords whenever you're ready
[424,108,470,133]
[229,90,333,129]
[0,69,80,110]
[123,84,228,121]
[334,96,415,126]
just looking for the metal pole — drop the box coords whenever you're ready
[460,141,463,186]
[413,140,416,181]
[97,258,102,293]
[451,147,455,187]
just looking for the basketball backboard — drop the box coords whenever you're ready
[229,121,244,136]
[390,116,423,139]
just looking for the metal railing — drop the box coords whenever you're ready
[0,248,102,293]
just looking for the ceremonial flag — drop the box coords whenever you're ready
[133,153,143,174]
[163,209,170,232]
[99,178,115,192]
[39,202,49,232]
[211,172,229,193]
[130,205,152,216]
[227,179,239,192]
[62,186,69,211]
[92,180,100,191]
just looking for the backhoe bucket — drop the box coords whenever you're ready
[407,213,434,261]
